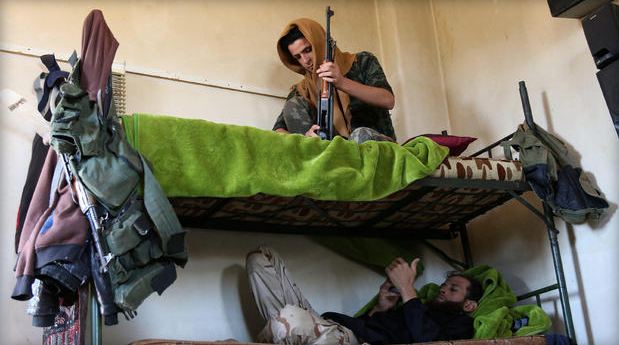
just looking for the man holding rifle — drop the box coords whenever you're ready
[273,16,397,143]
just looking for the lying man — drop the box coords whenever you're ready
[246,246,482,345]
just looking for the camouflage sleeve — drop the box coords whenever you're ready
[272,113,287,131]
[354,51,393,94]
[273,88,314,134]
[272,88,298,131]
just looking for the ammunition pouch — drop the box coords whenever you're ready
[52,62,142,211]
[103,198,176,310]
[113,262,176,311]
[77,126,143,210]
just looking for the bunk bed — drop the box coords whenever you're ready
[107,82,575,345]
[14,62,577,343]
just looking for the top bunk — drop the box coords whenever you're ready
[120,112,529,240]
[168,154,527,239]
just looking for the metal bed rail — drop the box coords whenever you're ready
[424,81,576,344]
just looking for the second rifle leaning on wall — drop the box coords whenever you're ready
[317,6,336,140]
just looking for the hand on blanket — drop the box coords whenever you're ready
[385,257,420,303]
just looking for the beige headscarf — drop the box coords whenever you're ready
[277,18,356,137]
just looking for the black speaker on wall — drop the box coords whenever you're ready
[596,60,619,137]
[547,0,610,18]
[582,3,619,68]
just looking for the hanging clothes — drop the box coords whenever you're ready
[503,123,609,224]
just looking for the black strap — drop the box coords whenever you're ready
[38,54,69,115]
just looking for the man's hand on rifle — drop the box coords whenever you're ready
[317,60,343,88]
[305,124,320,137]
[274,126,320,137]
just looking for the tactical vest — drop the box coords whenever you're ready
[50,58,188,317]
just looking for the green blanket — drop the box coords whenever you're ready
[313,236,426,274]
[354,265,551,339]
[121,113,449,200]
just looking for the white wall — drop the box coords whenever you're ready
[1,0,617,344]
[431,1,619,344]
[375,0,451,139]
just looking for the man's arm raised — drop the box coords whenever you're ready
[386,257,420,303]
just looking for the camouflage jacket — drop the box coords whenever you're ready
[273,51,396,140]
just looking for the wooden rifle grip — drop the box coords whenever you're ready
[321,79,329,98]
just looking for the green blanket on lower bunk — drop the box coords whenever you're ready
[354,265,551,339]
[121,113,448,201]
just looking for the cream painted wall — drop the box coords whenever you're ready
[0,1,447,344]
[3,0,616,344]
[431,0,619,344]
[375,0,450,140]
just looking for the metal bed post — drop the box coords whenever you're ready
[508,190,577,344]
[519,80,576,344]
[90,284,102,345]
[455,223,474,268]
[543,203,577,344]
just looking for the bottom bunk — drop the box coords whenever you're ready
[128,335,549,345]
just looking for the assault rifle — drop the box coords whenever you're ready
[317,6,336,140]
[61,151,128,320]
[60,153,113,273]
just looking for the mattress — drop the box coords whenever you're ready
[169,156,527,237]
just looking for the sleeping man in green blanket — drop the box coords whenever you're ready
[246,246,482,345]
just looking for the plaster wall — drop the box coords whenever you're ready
[1,0,617,344]
[431,1,619,344]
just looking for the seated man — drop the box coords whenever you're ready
[246,246,482,345]
[274,18,396,144]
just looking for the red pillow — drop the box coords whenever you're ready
[405,134,477,156]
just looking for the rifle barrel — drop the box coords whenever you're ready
[317,6,335,140]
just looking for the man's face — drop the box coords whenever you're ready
[288,37,313,73]
[435,275,471,305]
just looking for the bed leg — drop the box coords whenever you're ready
[456,224,474,268]
[544,203,577,344]
[90,283,102,345]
